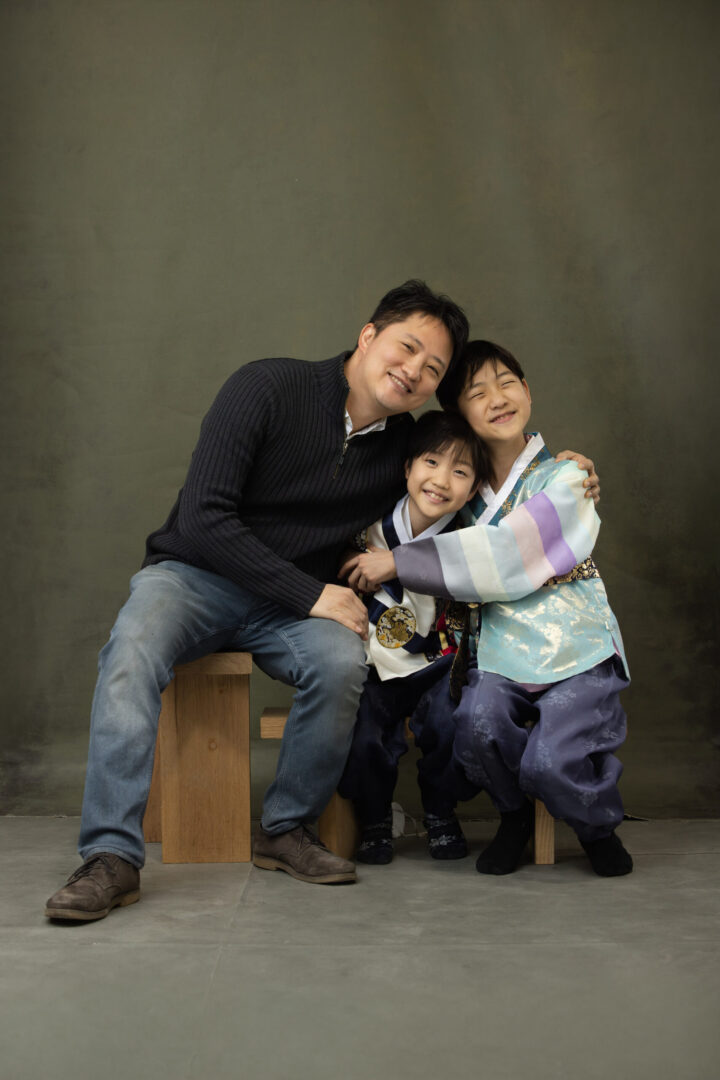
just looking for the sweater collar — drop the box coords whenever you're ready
[315,347,410,427]
[312,351,353,422]
[313,350,405,430]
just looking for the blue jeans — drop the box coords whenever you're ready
[79,561,368,867]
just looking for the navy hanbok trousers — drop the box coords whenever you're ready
[338,653,454,825]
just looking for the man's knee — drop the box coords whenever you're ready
[99,613,171,686]
[305,623,367,694]
[100,566,205,676]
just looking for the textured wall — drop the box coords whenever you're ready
[2,0,718,818]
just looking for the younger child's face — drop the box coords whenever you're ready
[457,359,531,450]
[404,440,478,533]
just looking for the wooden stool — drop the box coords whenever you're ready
[260,707,556,863]
[143,652,252,862]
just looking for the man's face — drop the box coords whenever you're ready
[353,313,453,416]
[457,359,532,450]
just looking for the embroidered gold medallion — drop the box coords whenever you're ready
[376,606,416,648]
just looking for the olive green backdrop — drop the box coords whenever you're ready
[2,0,718,819]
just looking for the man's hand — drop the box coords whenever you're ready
[340,547,397,593]
[555,451,600,504]
[309,584,369,639]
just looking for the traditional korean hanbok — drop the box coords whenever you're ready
[337,494,457,826]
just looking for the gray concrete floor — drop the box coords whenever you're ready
[1,817,719,1080]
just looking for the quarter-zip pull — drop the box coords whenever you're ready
[333,434,349,479]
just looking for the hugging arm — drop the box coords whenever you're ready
[393,462,599,603]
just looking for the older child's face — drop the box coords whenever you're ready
[404,441,478,534]
[457,360,531,451]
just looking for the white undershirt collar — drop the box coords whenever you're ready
[344,410,387,439]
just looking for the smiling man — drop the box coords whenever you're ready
[44,280,471,918]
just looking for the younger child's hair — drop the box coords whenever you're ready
[407,409,489,486]
[436,339,526,412]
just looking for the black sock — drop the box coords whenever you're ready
[356,815,393,865]
[476,802,534,875]
[581,832,633,877]
[423,813,468,860]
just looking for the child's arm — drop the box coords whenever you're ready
[343,462,598,603]
[343,546,396,594]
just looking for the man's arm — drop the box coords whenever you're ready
[175,364,367,634]
[344,462,599,603]
[557,451,600,502]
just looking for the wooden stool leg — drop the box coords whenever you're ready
[533,798,555,865]
[318,792,360,859]
[159,671,251,862]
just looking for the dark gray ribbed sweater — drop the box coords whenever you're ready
[144,352,412,616]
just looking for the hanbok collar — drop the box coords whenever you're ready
[379,495,457,605]
[474,433,546,525]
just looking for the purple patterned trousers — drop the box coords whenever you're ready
[453,655,629,842]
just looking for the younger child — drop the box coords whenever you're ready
[337,410,485,864]
[347,341,633,877]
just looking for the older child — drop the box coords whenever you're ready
[338,410,486,864]
[346,341,632,877]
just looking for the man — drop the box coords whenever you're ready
[45,280,470,918]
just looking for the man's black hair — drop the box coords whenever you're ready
[407,409,489,486]
[369,279,469,372]
[436,339,526,412]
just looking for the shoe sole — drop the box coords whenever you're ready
[44,890,141,921]
[252,855,356,884]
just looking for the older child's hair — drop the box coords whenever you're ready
[407,410,489,486]
[436,339,525,412]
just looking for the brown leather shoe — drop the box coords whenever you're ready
[253,825,356,884]
[45,853,140,921]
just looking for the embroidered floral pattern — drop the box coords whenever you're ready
[544,556,600,586]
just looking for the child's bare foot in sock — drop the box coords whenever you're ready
[476,802,533,875]
[581,831,633,876]
[423,813,468,860]
[356,815,394,865]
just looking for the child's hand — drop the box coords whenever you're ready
[340,547,397,593]
[555,451,600,503]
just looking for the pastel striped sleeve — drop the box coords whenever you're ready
[393,462,599,602]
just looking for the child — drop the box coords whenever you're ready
[337,410,486,864]
[346,340,633,877]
